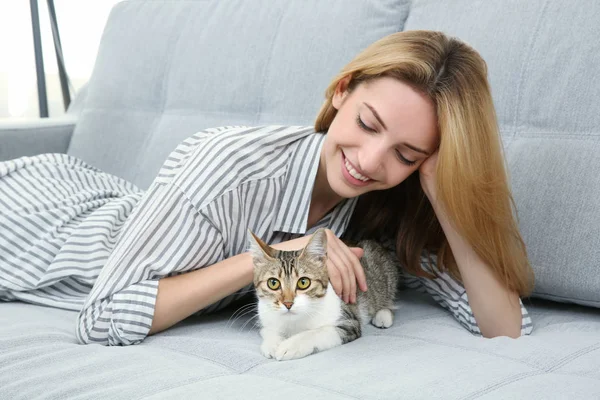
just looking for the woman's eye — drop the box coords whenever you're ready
[396,150,417,167]
[297,277,311,290]
[356,113,416,166]
[267,278,280,290]
[356,115,376,133]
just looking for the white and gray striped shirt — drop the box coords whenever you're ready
[0,125,532,346]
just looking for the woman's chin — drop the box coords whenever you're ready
[331,179,370,198]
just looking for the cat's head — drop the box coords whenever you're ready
[248,229,330,316]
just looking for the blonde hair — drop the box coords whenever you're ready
[317,30,534,297]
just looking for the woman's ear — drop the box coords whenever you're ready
[332,75,352,110]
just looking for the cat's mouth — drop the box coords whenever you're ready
[280,304,296,314]
[277,302,302,315]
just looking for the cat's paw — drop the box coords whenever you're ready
[260,339,283,359]
[371,308,394,329]
[274,335,316,361]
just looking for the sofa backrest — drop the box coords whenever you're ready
[67,0,600,306]
[404,0,600,307]
[67,0,410,188]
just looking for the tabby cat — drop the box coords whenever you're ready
[248,228,399,361]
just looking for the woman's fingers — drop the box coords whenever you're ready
[328,239,361,303]
[350,247,364,259]
[335,245,365,303]
[336,247,358,303]
[326,259,343,298]
[321,229,368,304]
[348,247,368,293]
[327,248,352,303]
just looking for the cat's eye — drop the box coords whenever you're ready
[297,277,311,290]
[267,278,280,290]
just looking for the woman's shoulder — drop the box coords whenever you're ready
[158,126,315,180]
[177,125,317,154]
[161,125,319,206]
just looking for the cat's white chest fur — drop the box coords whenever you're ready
[258,283,343,338]
[257,283,351,361]
[249,230,397,361]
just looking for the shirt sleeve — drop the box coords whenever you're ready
[75,182,225,346]
[398,252,533,337]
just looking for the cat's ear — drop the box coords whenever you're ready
[300,228,328,261]
[247,230,276,261]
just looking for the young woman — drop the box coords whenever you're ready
[0,30,534,346]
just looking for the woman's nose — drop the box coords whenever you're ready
[358,141,386,176]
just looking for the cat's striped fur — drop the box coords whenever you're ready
[249,228,399,361]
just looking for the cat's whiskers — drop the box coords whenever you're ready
[250,318,262,331]
[229,301,257,318]
[239,313,261,332]
[227,302,258,329]
[248,230,399,360]
[226,310,256,330]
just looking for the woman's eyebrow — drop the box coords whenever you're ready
[363,102,387,130]
[403,143,431,156]
[363,102,431,156]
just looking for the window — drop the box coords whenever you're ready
[0,0,122,119]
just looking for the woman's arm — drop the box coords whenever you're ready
[431,200,527,339]
[398,258,533,338]
[76,183,228,346]
[149,252,253,335]
[149,235,312,335]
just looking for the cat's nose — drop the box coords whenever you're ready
[283,301,293,310]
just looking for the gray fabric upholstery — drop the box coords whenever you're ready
[1,293,599,399]
[404,0,600,307]
[0,116,76,160]
[2,1,600,398]
[0,84,86,160]
[66,0,598,306]
[66,0,410,189]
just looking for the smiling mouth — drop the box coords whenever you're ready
[342,151,374,186]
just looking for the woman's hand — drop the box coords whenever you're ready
[322,229,367,304]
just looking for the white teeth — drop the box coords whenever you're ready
[344,159,370,182]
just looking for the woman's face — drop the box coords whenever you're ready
[321,76,439,199]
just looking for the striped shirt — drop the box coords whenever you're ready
[0,125,532,346]
[398,253,533,336]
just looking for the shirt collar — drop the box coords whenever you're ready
[273,132,357,236]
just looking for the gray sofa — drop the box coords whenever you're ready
[1,1,599,399]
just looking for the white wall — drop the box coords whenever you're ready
[0,0,123,119]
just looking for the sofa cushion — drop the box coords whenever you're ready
[404,0,600,307]
[67,0,410,189]
[2,292,600,399]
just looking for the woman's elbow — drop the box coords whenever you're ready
[481,324,523,339]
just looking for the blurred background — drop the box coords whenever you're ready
[0,0,122,119]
